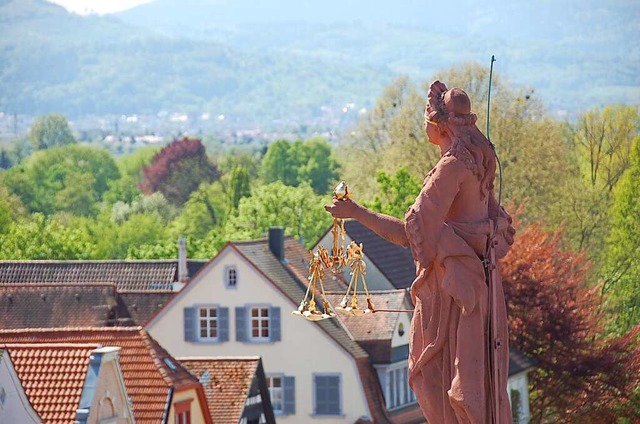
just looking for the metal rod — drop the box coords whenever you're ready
[372,309,415,313]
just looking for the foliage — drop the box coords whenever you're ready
[169,182,230,239]
[0,213,98,259]
[556,105,640,254]
[28,114,76,150]
[501,221,640,422]
[260,138,340,194]
[367,167,422,218]
[3,144,120,215]
[0,185,26,233]
[341,64,572,228]
[110,193,177,224]
[225,181,332,248]
[602,137,640,335]
[140,137,220,205]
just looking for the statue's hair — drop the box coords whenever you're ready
[426,80,495,199]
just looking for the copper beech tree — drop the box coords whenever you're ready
[140,137,220,205]
[501,220,640,422]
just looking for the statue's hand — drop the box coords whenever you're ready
[324,198,358,219]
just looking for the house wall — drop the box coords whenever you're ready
[391,313,411,349]
[316,232,395,291]
[0,351,41,424]
[87,358,134,424]
[147,247,371,423]
[167,388,209,424]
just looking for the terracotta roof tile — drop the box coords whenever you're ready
[0,260,207,291]
[117,291,176,326]
[0,327,198,424]
[179,357,259,424]
[2,343,97,424]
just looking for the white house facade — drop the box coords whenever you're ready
[146,230,384,423]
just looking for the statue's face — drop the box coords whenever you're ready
[425,120,440,145]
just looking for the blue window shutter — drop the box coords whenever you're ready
[219,307,229,342]
[270,306,281,342]
[235,306,247,342]
[315,375,340,415]
[184,307,196,342]
[283,376,295,415]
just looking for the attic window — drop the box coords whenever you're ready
[163,358,177,371]
[398,323,405,337]
[199,370,211,386]
[225,266,238,289]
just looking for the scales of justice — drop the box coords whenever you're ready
[292,181,410,321]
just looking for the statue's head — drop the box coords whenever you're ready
[425,80,477,128]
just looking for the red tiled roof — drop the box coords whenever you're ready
[2,343,98,424]
[117,291,176,326]
[0,327,198,424]
[325,290,410,342]
[0,260,207,291]
[179,357,260,424]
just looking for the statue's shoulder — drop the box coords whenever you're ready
[444,141,477,173]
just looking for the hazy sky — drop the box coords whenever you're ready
[47,0,154,14]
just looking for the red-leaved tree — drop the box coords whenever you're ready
[140,137,220,205]
[501,222,640,422]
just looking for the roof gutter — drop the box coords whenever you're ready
[162,387,174,424]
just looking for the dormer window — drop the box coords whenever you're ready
[225,266,238,288]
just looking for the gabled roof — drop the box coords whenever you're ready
[0,259,207,291]
[0,327,198,424]
[0,283,121,329]
[179,357,268,424]
[1,343,98,424]
[340,220,416,289]
[229,237,394,422]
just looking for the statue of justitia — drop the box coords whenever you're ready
[325,80,516,423]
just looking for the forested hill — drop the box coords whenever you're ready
[1,0,638,129]
[0,0,393,127]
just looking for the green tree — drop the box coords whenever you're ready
[0,185,26,233]
[228,165,252,210]
[3,145,120,215]
[557,105,640,253]
[260,140,298,186]
[28,113,76,150]
[367,167,422,218]
[225,181,332,248]
[170,182,229,239]
[602,137,640,334]
[0,213,97,259]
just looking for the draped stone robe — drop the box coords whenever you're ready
[404,149,513,424]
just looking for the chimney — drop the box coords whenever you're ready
[176,238,188,290]
[268,227,285,263]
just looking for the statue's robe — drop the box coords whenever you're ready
[404,148,513,423]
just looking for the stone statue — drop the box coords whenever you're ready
[325,80,516,423]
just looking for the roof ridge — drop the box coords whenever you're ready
[1,343,101,348]
[0,282,118,288]
[178,356,261,361]
[0,326,144,333]
[0,259,180,264]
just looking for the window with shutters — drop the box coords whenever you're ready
[313,374,342,416]
[267,376,283,414]
[199,307,218,340]
[184,305,229,343]
[250,306,270,340]
[266,374,295,415]
[236,305,280,343]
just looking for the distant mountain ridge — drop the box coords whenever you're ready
[0,0,638,132]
